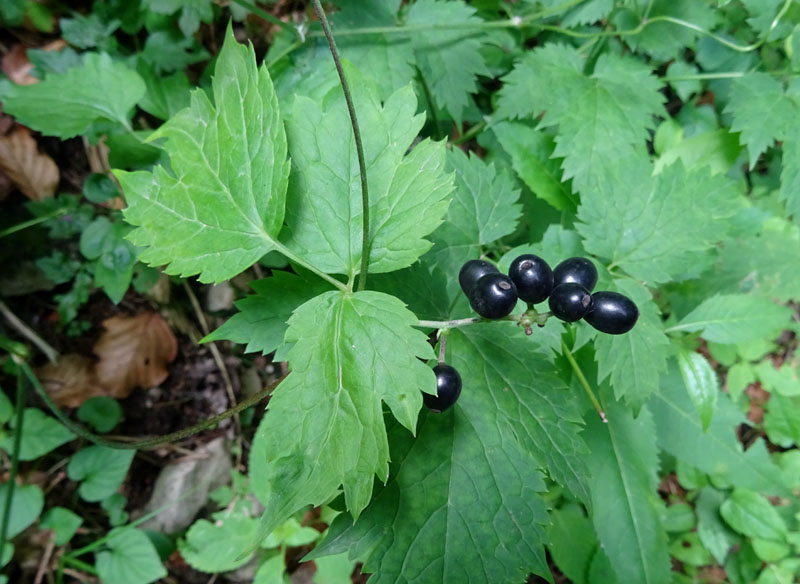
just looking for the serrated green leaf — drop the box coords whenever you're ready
[654,129,742,176]
[562,0,613,27]
[178,514,258,572]
[497,44,665,193]
[593,279,669,410]
[311,323,575,583]
[406,0,490,125]
[720,489,788,541]
[764,393,800,447]
[725,73,795,168]
[370,262,452,321]
[577,153,741,284]
[67,446,135,502]
[426,148,520,281]
[250,290,435,532]
[548,505,619,584]
[649,365,789,495]
[695,487,739,564]
[492,120,576,212]
[0,483,43,539]
[2,53,145,138]
[40,506,83,545]
[742,0,784,36]
[0,408,74,461]
[205,271,333,354]
[281,71,453,280]
[669,294,792,343]
[780,122,800,223]
[677,350,719,430]
[583,401,670,584]
[96,528,167,584]
[136,64,191,121]
[117,27,289,284]
[623,0,720,60]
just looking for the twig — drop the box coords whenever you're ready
[34,532,56,584]
[0,300,59,363]
[311,0,371,292]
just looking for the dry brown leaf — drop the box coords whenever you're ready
[0,126,59,200]
[37,354,105,407]
[1,44,36,86]
[94,312,178,399]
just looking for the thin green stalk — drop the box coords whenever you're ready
[417,66,443,140]
[561,340,607,423]
[311,0,371,292]
[60,555,98,575]
[273,242,347,291]
[22,362,282,450]
[228,0,302,39]
[0,208,66,239]
[661,71,748,82]
[0,365,25,560]
[417,314,521,329]
[450,120,489,147]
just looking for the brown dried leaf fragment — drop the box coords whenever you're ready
[37,354,105,407]
[0,126,59,200]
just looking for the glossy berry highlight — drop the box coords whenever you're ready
[468,273,518,319]
[508,254,553,304]
[459,259,499,295]
[584,291,639,334]
[424,364,462,412]
[548,282,592,322]
[553,257,598,292]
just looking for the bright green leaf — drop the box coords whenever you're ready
[624,0,720,60]
[253,554,285,584]
[0,408,74,461]
[720,488,788,541]
[40,506,83,545]
[67,446,135,502]
[95,528,167,584]
[77,397,123,434]
[549,505,618,584]
[0,483,43,538]
[178,513,258,572]
[314,552,356,584]
[669,532,711,567]
[695,487,739,564]
[764,393,800,447]
[677,350,720,430]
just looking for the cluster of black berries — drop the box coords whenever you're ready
[458,255,639,335]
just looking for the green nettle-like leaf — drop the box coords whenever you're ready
[492,121,576,212]
[583,400,671,584]
[205,271,332,354]
[1,53,145,138]
[562,0,613,27]
[406,0,490,125]
[577,152,741,284]
[426,148,521,282]
[669,293,792,343]
[593,279,669,409]
[0,408,74,460]
[724,73,795,168]
[649,366,789,495]
[249,290,435,533]
[677,350,720,430]
[67,446,136,502]
[720,489,788,542]
[116,27,290,284]
[95,528,167,584]
[497,44,665,192]
[281,71,453,280]
[312,324,580,583]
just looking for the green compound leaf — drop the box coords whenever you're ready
[281,69,453,281]
[670,294,793,344]
[67,446,135,502]
[0,408,74,461]
[677,350,720,431]
[649,365,790,495]
[250,290,435,533]
[311,324,575,583]
[724,73,795,168]
[426,148,521,284]
[720,489,788,542]
[205,271,333,354]
[583,401,671,584]
[497,44,665,193]
[1,52,145,138]
[406,0,490,125]
[95,528,167,584]
[593,279,669,411]
[116,27,290,284]
[577,152,742,284]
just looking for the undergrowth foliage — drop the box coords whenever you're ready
[2,0,800,582]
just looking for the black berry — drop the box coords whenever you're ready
[548,282,592,322]
[553,257,598,292]
[459,259,499,295]
[584,291,639,334]
[468,273,518,319]
[424,364,462,412]
[508,254,553,304]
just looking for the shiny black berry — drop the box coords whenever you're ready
[424,364,462,412]
[508,254,553,304]
[584,291,639,334]
[468,273,518,319]
[548,282,592,322]
[553,257,598,292]
[459,259,499,295]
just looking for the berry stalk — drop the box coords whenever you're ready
[561,340,607,423]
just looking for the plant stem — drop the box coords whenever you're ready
[561,340,607,423]
[311,0,372,292]
[228,0,302,39]
[22,361,284,450]
[273,242,347,291]
[0,208,66,239]
[0,300,59,363]
[437,332,447,365]
[417,314,520,329]
[0,364,26,561]
[450,120,489,147]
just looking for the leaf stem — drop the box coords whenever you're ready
[311,0,371,292]
[417,314,520,329]
[228,0,302,39]
[561,339,607,423]
[272,242,347,291]
[0,300,59,363]
[0,363,26,561]
[0,207,67,239]
[450,119,490,147]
